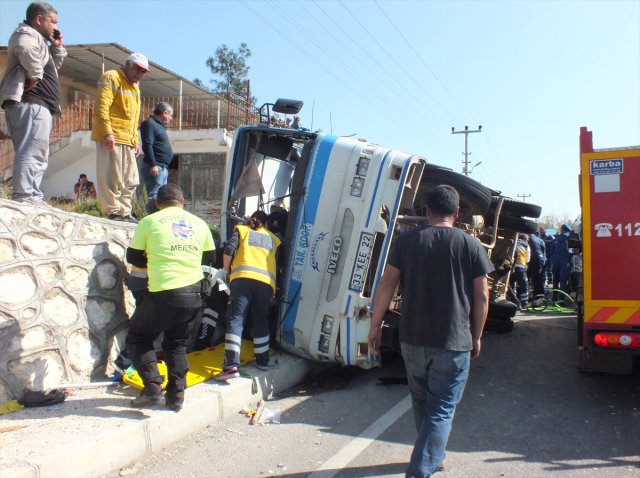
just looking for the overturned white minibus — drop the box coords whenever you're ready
[221,99,541,368]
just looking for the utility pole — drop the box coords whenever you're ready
[451,125,482,176]
[517,193,531,202]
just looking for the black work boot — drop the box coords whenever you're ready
[165,396,183,412]
[130,383,163,408]
[164,388,184,413]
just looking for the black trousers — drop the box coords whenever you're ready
[224,278,272,369]
[125,283,202,400]
[527,260,546,296]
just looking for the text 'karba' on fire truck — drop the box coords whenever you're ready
[578,126,640,373]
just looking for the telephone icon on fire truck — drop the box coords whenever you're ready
[594,223,613,237]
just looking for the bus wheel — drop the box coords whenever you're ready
[484,317,514,333]
[421,165,492,215]
[488,299,518,319]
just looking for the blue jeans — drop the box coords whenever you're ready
[140,162,168,213]
[401,343,471,478]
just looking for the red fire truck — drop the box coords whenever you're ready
[578,126,640,373]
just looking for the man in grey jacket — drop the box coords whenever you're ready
[0,2,66,204]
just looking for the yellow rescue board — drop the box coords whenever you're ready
[122,339,257,390]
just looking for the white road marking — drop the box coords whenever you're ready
[309,394,412,478]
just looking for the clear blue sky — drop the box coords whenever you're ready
[2,0,639,222]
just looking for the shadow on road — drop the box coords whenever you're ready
[273,313,639,474]
[452,313,640,471]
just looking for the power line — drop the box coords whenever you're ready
[307,0,456,150]
[242,0,456,158]
[372,1,516,187]
[338,0,451,123]
[273,0,451,150]
[374,0,472,125]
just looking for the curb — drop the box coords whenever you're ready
[0,353,314,478]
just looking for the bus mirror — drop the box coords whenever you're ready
[272,98,303,115]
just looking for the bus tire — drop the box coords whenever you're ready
[485,214,538,234]
[484,317,514,333]
[421,165,492,215]
[491,197,542,218]
[489,299,518,319]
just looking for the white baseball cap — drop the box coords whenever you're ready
[126,53,149,71]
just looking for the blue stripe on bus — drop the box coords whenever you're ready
[370,157,415,309]
[344,294,352,364]
[365,150,392,228]
[280,135,339,346]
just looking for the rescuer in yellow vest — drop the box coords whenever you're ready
[511,234,530,309]
[214,210,281,381]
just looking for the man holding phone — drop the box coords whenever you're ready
[0,2,66,204]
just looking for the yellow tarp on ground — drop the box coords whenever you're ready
[123,340,257,390]
[0,400,24,415]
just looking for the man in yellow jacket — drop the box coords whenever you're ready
[91,52,149,222]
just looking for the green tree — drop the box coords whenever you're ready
[192,78,209,90]
[205,43,255,103]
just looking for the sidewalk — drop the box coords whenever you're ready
[0,352,315,478]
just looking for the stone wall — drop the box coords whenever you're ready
[0,199,136,401]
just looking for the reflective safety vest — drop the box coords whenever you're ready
[229,225,281,292]
[514,240,529,268]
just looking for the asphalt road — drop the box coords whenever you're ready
[109,313,640,478]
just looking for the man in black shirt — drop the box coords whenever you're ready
[0,2,66,204]
[139,102,174,213]
[368,185,493,477]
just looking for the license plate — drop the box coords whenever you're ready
[349,232,374,292]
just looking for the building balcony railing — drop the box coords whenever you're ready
[0,93,259,176]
